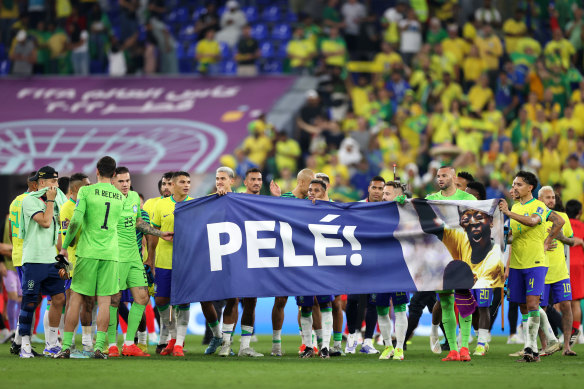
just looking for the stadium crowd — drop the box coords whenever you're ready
[1,0,584,364]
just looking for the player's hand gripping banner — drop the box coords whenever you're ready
[171,194,505,304]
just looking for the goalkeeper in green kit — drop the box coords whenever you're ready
[55,156,126,359]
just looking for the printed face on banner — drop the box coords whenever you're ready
[395,200,505,291]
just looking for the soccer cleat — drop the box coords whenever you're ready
[43,346,61,357]
[10,341,21,355]
[122,343,151,357]
[441,350,460,361]
[359,344,379,354]
[520,347,535,363]
[137,343,148,353]
[20,347,35,358]
[218,341,232,357]
[345,333,357,354]
[379,346,395,360]
[473,345,486,356]
[299,347,314,359]
[430,334,441,354]
[509,349,524,357]
[172,345,185,357]
[298,343,306,355]
[271,343,283,357]
[31,334,44,344]
[541,341,561,357]
[459,347,471,362]
[0,329,15,344]
[108,345,120,357]
[239,347,264,357]
[319,347,330,359]
[569,329,580,347]
[70,349,90,359]
[93,349,108,359]
[205,337,222,355]
[160,339,176,356]
[54,348,71,359]
[329,345,345,357]
[393,348,404,361]
[156,343,167,355]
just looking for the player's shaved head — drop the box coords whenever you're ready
[297,168,315,182]
[296,168,315,198]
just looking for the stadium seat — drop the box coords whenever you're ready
[0,60,9,76]
[251,24,268,40]
[260,41,274,58]
[179,58,193,73]
[166,11,177,24]
[262,60,283,74]
[179,25,197,42]
[176,7,189,23]
[271,24,291,40]
[262,6,280,22]
[275,42,288,58]
[187,42,197,58]
[243,6,258,24]
[0,43,5,61]
[218,6,225,17]
[286,11,298,23]
[219,41,232,59]
[222,60,237,75]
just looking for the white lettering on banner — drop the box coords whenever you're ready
[206,215,362,271]
[280,221,313,267]
[245,220,278,268]
[17,88,76,99]
[207,222,242,271]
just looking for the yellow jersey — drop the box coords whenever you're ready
[151,195,193,269]
[196,39,220,64]
[442,228,505,288]
[286,39,314,68]
[320,38,346,67]
[510,198,551,269]
[8,192,28,267]
[545,212,572,284]
[60,198,81,276]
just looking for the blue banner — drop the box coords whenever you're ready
[171,194,505,304]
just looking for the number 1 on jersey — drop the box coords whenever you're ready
[101,202,111,230]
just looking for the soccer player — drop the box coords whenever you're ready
[59,172,93,357]
[566,200,584,346]
[148,171,192,357]
[537,186,576,356]
[16,166,66,358]
[499,171,565,362]
[142,171,174,219]
[8,171,37,356]
[375,181,409,361]
[425,166,477,362]
[345,176,385,355]
[235,168,264,357]
[455,172,474,191]
[269,168,315,357]
[108,167,173,357]
[57,156,126,359]
[297,179,334,359]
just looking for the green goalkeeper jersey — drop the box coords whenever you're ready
[68,183,125,261]
[117,190,142,263]
[426,189,476,201]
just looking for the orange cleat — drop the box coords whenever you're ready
[108,345,120,358]
[298,344,307,355]
[122,343,150,357]
[459,347,471,362]
[160,339,176,356]
[441,350,460,361]
[172,345,185,357]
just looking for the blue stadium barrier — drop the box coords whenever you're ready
[251,24,268,40]
[271,23,291,40]
[276,42,288,58]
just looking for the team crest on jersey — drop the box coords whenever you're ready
[27,280,34,290]
[133,205,138,213]
[536,207,544,214]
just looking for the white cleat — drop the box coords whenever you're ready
[271,343,283,357]
[344,333,357,354]
[238,347,264,357]
[218,341,232,357]
[430,334,441,354]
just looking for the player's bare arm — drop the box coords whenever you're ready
[551,229,575,246]
[544,211,565,251]
[136,217,173,241]
[498,199,541,227]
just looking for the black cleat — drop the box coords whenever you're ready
[319,347,330,359]
[93,349,108,359]
[299,347,314,359]
[521,347,536,363]
[570,329,580,347]
[156,343,167,355]
[10,341,21,355]
[54,348,71,359]
[441,342,450,352]
[31,347,42,357]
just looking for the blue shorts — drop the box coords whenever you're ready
[154,268,172,298]
[21,263,66,298]
[508,267,547,304]
[540,279,572,307]
[64,278,72,291]
[295,295,334,307]
[16,266,23,283]
[121,288,134,303]
[471,288,494,308]
[370,292,410,307]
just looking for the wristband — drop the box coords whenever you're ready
[46,200,55,203]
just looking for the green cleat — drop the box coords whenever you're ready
[379,345,394,360]
[473,345,486,356]
[393,348,404,360]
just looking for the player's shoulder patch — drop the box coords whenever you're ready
[536,206,544,214]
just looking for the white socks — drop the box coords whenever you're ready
[272,329,282,344]
[477,328,489,346]
[527,315,541,352]
[222,323,234,344]
[300,314,313,348]
[321,310,333,350]
[241,325,253,349]
[431,323,440,338]
[539,307,558,343]
[395,311,407,350]
[175,308,189,346]
[46,327,58,349]
[137,331,148,345]
[82,326,93,350]
[377,313,393,347]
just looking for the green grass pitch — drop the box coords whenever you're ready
[2,336,584,388]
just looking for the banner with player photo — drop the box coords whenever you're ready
[170,194,505,304]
